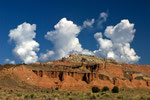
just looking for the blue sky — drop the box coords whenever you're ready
[0,0,150,65]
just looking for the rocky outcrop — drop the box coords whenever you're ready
[1,54,150,91]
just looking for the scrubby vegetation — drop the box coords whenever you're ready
[102,86,109,92]
[92,86,100,93]
[112,86,119,93]
[0,88,149,100]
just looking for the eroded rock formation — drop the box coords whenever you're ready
[1,54,150,91]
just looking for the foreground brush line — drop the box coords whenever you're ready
[0,88,150,100]
[0,54,150,91]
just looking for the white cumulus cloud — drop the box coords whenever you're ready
[9,22,40,64]
[97,12,108,29]
[4,59,15,64]
[83,18,95,28]
[40,18,93,61]
[40,50,54,61]
[94,19,140,64]
[104,20,135,43]
[40,18,140,64]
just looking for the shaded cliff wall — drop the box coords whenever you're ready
[30,63,150,90]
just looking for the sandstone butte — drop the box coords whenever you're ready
[0,54,150,91]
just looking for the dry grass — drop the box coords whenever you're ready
[0,88,150,100]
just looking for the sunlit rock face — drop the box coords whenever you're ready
[1,54,150,91]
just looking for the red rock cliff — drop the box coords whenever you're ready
[1,54,150,91]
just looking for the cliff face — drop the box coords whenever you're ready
[1,54,150,91]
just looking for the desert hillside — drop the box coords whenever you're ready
[0,54,150,91]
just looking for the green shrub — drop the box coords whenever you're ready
[55,87,58,90]
[24,95,29,99]
[147,97,150,100]
[96,94,100,97]
[92,86,100,93]
[101,92,106,95]
[67,92,70,96]
[6,98,9,100]
[90,94,96,99]
[16,93,22,97]
[140,95,147,99]
[53,94,60,98]
[103,93,110,97]
[102,86,109,92]
[117,95,124,99]
[30,94,34,98]
[112,86,119,93]
[69,97,73,100]
[86,92,91,96]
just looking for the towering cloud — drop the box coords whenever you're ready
[94,19,140,63]
[9,22,39,64]
[40,18,140,64]
[40,18,93,61]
